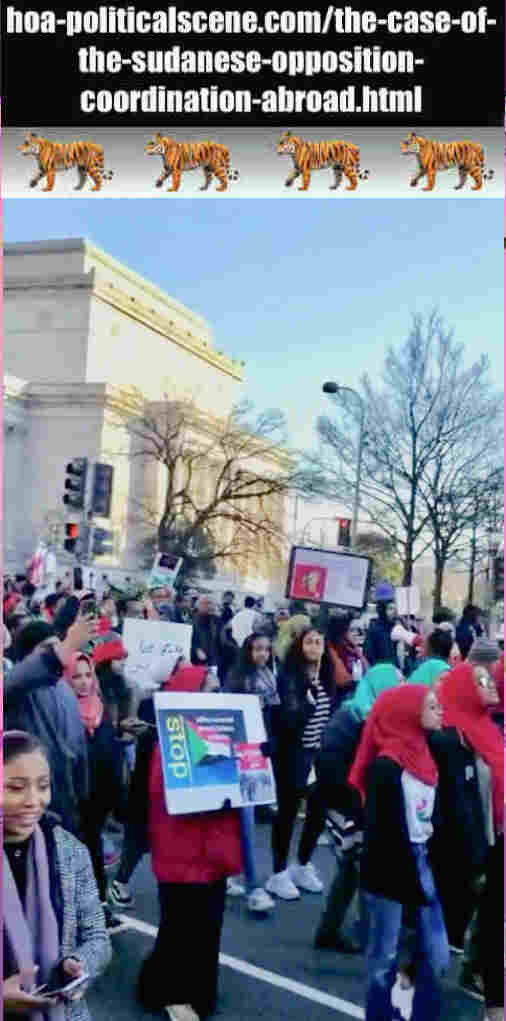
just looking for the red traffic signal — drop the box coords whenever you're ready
[64,522,80,553]
[338,518,351,548]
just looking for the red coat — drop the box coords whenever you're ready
[147,666,243,884]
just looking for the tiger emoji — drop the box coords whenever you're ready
[144,134,239,192]
[400,132,494,191]
[17,133,114,192]
[276,132,370,192]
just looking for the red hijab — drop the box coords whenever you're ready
[64,651,104,736]
[348,684,438,804]
[438,661,504,829]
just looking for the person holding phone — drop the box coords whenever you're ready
[3,730,111,1021]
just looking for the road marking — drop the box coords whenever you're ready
[116,914,365,1018]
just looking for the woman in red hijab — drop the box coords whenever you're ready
[438,658,504,1019]
[136,665,242,1021]
[348,684,449,1020]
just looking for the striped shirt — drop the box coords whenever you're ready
[302,682,331,749]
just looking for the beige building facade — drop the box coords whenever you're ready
[4,239,288,595]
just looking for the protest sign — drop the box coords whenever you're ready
[123,619,192,692]
[396,586,420,616]
[154,691,276,814]
[286,546,372,610]
[149,553,182,591]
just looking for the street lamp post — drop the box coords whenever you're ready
[322,381,366,549]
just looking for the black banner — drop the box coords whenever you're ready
[2,3,503,126]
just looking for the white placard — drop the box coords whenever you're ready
[123,618,192,692]
[287,545,371,610]
[396,586,420,616]
[154,691,276,815]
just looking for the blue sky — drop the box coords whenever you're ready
[4,199,503,447]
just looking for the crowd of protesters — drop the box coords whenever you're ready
[3,568,504,1021]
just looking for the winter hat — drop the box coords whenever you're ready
[149,652,184,689]
[165,665,208,693]
[374,581,396,603]
[92,638,128,666]
[468,637,501,665]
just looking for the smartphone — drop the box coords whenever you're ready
[43,973,90,999]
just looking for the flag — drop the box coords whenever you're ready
[184,718,232,764]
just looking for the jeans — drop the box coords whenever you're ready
[239,805,258,893]
[363,845,449,1021]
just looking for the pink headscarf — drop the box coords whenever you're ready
[64,651,104,736]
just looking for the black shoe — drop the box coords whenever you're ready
[314,931,361,954]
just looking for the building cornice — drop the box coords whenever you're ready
[92,279,244,381]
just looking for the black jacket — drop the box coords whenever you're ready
[315,707,364,822]
[360,757,440,907]
[427,727,489,879]
[272,669,337,789]
[363,618,399,668]
[191,614,220,666]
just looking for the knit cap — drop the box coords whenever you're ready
[468,637,501,665]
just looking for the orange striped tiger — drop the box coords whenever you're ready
[276,132,370,192]
[400,132,494,191]
[17,133,114,192]
[144,134,239,192]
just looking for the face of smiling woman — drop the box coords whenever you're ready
[3,751,51,843]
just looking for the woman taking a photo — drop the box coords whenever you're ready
[3,730,111,1021]
[266,627,337,901]
[348,684,449,1020]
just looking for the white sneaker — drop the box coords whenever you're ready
[226,877,246,896]
[164,1006,200,1021]
[289,862,324,893]
[247,888,275,913]
[265,869,300,900]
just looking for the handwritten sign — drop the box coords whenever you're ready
[122,619,192,692]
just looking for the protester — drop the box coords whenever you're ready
[436,652,503,960]
[363,581,400,667]
[64,652,127,930]
[456,604,484,660]
[108,652,184,910]
[3,730,111,1021]
[272,612,311,666]
[348,684,449,1019]
[313,663,403,953]
[230,596,262,648]
[408,628,453,686]
[224,633,279,912]
[266,627,337,900]
[326,612,368,700]
[173,592,194,625]
[4,614,95,835]
[93,636,134,729]
[136,665,242,1021]
[191,596,220,668]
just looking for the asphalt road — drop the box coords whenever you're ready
[89,818,483,1021]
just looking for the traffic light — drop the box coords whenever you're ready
[63,458,88,509]
[91,463,114,517]
[92,528,114,557]
[338,518,352,548]
[64,522,80,553]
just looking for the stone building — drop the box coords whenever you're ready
[4,238,290,594]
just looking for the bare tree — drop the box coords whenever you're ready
[303,310,503,588]
[107,388,300,579]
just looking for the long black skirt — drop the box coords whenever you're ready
[137,879,227,1019]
